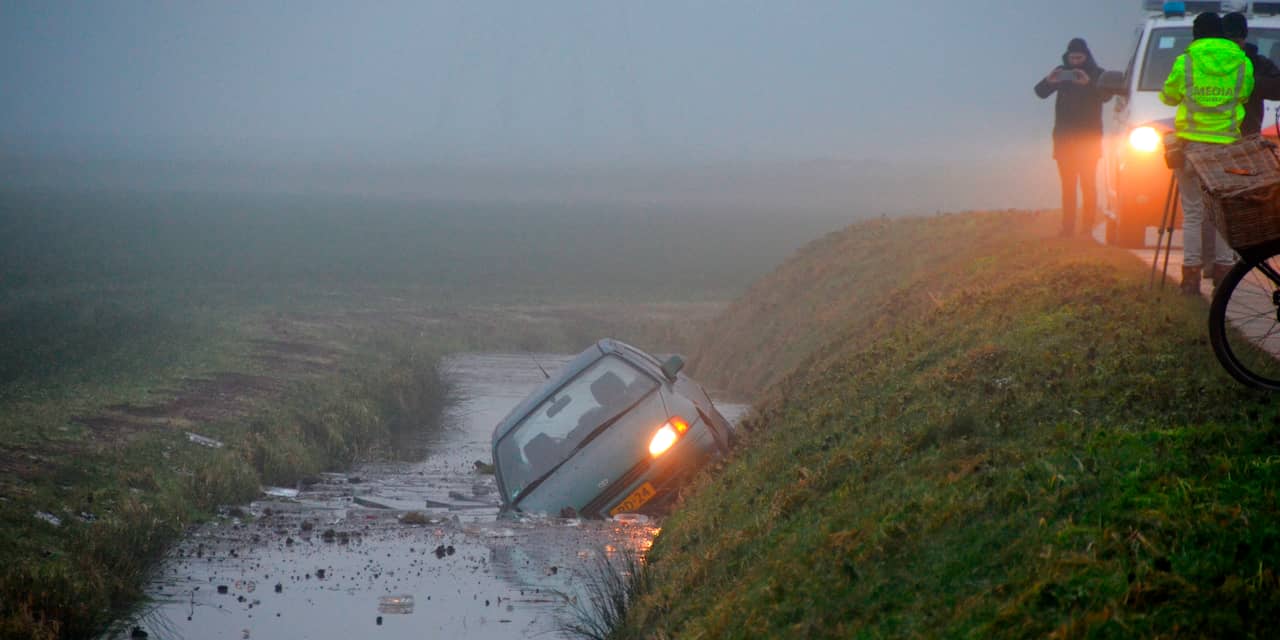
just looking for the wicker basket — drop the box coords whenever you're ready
[1185,135,1280,252]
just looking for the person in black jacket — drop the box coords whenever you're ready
[1035,38,1109,236]
[1224,12,1280,137]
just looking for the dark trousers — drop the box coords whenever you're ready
[1056,153,1098,234]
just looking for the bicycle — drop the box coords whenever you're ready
[1209,245,1280,390]
[1190,136,1280,390]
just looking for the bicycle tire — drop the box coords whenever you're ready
[1208,252,1280,391]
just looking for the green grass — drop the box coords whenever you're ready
[615,211,1280,638]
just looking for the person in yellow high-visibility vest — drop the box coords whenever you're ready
[1161,12,1254,295]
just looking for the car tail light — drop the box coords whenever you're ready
[648,416,689,457]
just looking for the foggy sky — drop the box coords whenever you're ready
[2,1,1141,213]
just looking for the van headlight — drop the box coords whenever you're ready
[1128,126,1161,153]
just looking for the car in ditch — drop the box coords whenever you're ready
[491,338,737,519]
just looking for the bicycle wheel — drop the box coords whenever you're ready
[1209,251,1280,390]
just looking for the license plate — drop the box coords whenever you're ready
[609,482,656,517]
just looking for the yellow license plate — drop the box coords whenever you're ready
[609,482,657,517]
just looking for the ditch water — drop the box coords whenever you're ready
[122,353,745,640]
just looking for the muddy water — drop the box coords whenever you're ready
[126,353,745,640]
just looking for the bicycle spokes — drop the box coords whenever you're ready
[1210,256,1280,390]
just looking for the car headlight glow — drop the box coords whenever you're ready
[647,416,689,457]
[1129,126,1161,153]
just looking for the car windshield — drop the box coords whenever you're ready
[496,355,657,501]
[1139,27,1280,92]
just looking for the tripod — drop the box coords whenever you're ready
[1149,171,1180,290]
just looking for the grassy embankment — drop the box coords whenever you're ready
[616,211,1280,637]
[0,188,828,638]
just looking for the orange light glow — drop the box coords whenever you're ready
[648,425,678,456]
[671,416,689,434]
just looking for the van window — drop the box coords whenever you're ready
[1140,27,1280,92]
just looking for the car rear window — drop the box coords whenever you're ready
[1140,27,1280,92]
[496,355,657,500]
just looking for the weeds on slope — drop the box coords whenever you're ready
[561,551,650,640]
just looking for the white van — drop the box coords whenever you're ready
[1100,1,1280,246]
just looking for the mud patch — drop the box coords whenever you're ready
[74,414,162,436]
[0,446,60,485]
[106,372,282,426]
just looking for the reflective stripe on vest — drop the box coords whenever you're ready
[1183,51,1246,141]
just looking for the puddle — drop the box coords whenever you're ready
[124,353,745,639]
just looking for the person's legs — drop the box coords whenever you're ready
[1079,155,1098,235]
[1202,207,1217,279]
[1177,154,1207,294]
[1057,158,1079,235]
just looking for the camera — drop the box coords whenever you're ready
[1055,69,1081,83]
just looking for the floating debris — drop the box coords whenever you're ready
[377,594,415,614]
[185,432,224,448]
[425,498,493,511]
[353,496,392,509]
[34,511,62,527]
[400,511,430,525]
[611,513,652,525]
[447,490,495,505]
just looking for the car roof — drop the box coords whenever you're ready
[489,338,658,442]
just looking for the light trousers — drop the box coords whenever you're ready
[1176,142,1235,267]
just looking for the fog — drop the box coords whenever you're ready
[2,1,1142,215]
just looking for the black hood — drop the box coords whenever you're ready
[1062,38,1101,74]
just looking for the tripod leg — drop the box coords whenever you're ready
[1160,175,1180,289]
[1151,172,1177,289]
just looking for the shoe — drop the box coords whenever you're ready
[1181,265,1202,295]
[1212,262,1234,288]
